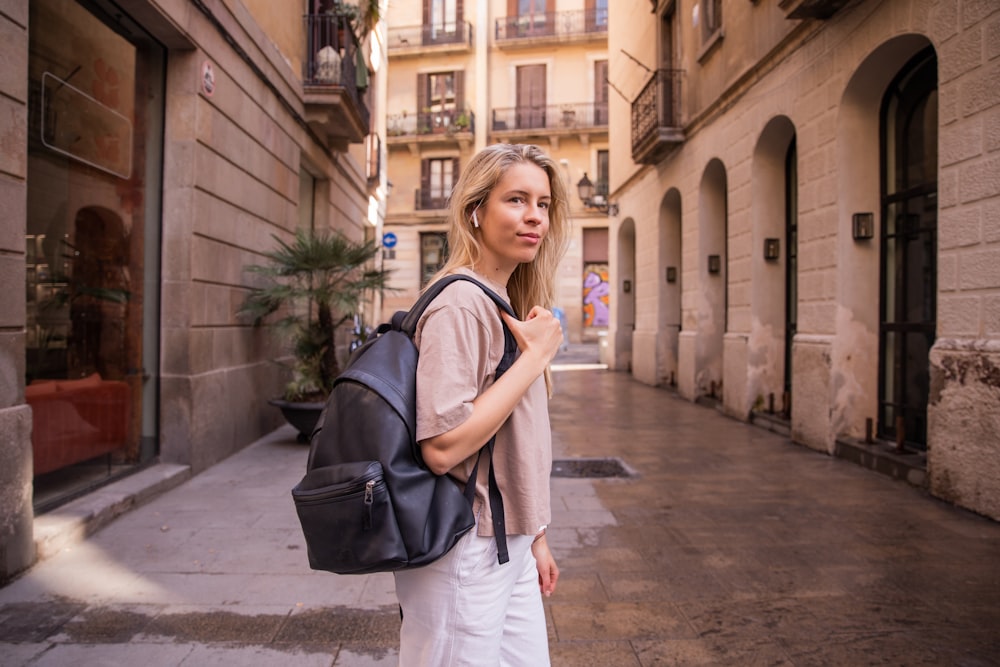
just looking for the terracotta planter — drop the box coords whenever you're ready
[269,398,325,443]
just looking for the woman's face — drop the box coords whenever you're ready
[475,162,551,278]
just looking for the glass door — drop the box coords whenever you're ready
[878,49,937,450]
[26,0,165,510]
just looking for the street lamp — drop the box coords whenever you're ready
[576,173,619,216]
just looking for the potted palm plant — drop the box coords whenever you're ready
[240,229,391,440]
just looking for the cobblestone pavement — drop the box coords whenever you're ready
[1,362,998,666]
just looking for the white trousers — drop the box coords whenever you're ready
[394,531,549,666]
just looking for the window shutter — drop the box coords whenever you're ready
[417,73,429,112]
[455,71,465,113]
[456,0,464,22]
[508,0,518,17]
[423,0,431,23]
[420,159,430,208]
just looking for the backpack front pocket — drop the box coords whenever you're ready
[292,461,406,573]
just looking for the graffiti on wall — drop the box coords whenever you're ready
[583,264,610,327]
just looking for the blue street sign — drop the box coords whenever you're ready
[382,232,398,248]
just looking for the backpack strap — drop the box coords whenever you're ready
[399,274,517,335]
[401,274,518,566]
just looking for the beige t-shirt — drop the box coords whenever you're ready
[414,268,552,537]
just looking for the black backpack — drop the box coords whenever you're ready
[291,275,517,574]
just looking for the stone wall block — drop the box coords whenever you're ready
[0,97,26,178]
[0,14,27,102]
[938,295,983,338]
[791,337,833,452]
[0,404,34,583]
[959,154,1000,203]
[939,204,982,249]
[940,117,983,167]
[983,198,1000,243]
[986,14,1000,61]
[984,295,1000,335]
[959,59,1000,118]
[927,344,1000,521]
[938,166,959,209]
[0,255,25,329]
[959,248,1000,290]
[938,254,958,292]
[0,331,25,408]
[961,0,1000,29]
[938,24,981,84]
[0,176,25,252]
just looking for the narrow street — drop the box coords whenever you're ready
[1,361,997,665]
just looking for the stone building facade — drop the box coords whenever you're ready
[382,0,612,344]
[607,0,999,519]
[0,0,386,581]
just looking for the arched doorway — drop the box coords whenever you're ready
[615,217,636,371]
[696,159,727,400]
[749,117,796,418]
[658,189,682,387]
[879,47,937,449]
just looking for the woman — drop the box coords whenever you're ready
[394,143,569,665]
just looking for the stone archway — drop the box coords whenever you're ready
[614,217,636,372]
[695,159,727,400]
[657,188,682,387]
[748,116,797,419]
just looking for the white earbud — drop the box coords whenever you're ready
[471,210,480,228]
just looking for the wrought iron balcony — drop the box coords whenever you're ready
[631,69,684,165]
[302,13,370,149]
[495,9,607,45]
[414,188,450,211]
[490,102,608,133]
[387,107,475,139]
[388,21,473,55]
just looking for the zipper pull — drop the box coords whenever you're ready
[364,479,375,530]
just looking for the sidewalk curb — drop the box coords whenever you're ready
[33,463,191,561]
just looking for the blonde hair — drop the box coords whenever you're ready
[434,143,570,318]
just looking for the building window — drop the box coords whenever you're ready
[701,0,722,41]
[417,71,465,133]
[596,150,609,198]
[423,0,464,45]
[516,64,546,129]
[509,0,550,37]
[419,157,458,209]
[421,232,449,287]
[587,0,608,29]
[594,60,609,125]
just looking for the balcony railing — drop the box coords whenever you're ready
[495,9,607,41]
[388,107,475,138]
[631,69,684,164]
[388,21,473,50]
[491,102,608,132]
[303,13,370,131]
[414,188,450,211]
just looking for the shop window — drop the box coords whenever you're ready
[26,0,164,511]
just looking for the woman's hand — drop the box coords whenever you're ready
[501,306,563,372]
[532,534,559,597]
[420,306,563,475]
